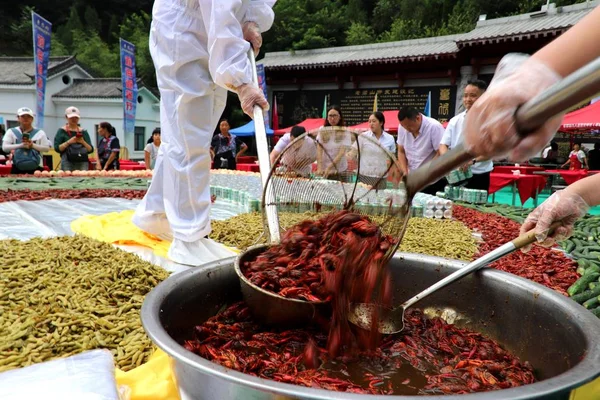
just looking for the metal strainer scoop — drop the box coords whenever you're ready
[235,127,411,326]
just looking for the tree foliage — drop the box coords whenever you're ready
[0,0,589,87]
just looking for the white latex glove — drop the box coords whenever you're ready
[243,21,262,56]
[464,54,563,161]
[520,190,589,251]
[237,84,269,118]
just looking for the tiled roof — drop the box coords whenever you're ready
[0,56,89,84]
[457,1,597,46]
[53,78,158,100]
[260,35,461,70]
[261,1,598,70]
[53,78,123,98]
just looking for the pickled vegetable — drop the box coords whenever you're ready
[0,235,169,372]
[210,213,477,261]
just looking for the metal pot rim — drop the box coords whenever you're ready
[141,252,600,400]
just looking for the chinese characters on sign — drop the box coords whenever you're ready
[31,12,52,129]
[274,86,456,127]
[256,63,270,129]
[120,39,138,136]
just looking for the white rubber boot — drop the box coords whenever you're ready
[132,211,174,241]
[167,237,236,266]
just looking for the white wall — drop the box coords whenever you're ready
[0,68,160,160]
[0,65,90,139]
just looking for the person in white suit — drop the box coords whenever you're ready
[132,0,274,266]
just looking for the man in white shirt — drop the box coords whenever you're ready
[396,107,446,194]
[439,80,493,192]
[279,126,316,176]
[270,132,291,165]
[270,127,318,165]
[2,107,51,174]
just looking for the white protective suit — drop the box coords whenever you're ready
[132,0,276,265]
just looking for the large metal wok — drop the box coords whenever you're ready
[141,253,600,400]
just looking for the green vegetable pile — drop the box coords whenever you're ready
[210,212,478,261]
[560,215,600,315]
[0,236,169,372]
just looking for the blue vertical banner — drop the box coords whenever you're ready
[32,12,52,129]
[256,63,270,129]
[119,39,138,136]
[423,91,432,117]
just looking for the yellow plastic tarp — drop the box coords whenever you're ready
[115,349,180,400]
[570,378,600,400]
[71,210,171,257]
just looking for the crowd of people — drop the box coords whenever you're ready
[0,106,163,174]
[266,80,490,195]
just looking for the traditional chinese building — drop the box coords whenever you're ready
[261,1,598,128]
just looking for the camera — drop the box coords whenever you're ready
[22,133,30,141]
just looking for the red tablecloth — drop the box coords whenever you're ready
[544,169,600,185]
[493,166,545,175]
[120,164,146,171]
[237,156,257,164]
[237,163,259,172]
[0,165,11,175]
[489,173,547,204]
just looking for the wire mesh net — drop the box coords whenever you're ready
[262,126,411,257]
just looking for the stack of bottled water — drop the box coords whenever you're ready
[443,185,488,204]
[411,192,453,219]
[209,170,453,218]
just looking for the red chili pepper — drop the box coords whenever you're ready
[0,189,146,203]
[452,206,578,295]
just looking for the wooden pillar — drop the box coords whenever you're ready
[335,76,344,90]
[448,69,458,86]
[394,72,404,88]
[470,57,481,76]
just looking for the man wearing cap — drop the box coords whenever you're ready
[54,106,94,171]
[2,107,51,174]
[278,125,316,177]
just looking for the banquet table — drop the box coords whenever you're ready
[493,166,545,175]
[237,163,260,172]
[120,163,146,171]
[489,173,547,206]
[537,169,600,185]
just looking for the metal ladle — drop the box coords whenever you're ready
[348,223,560,334]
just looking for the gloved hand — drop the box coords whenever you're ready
[237,84,269,118]
[520,189,589,251]
[242,21,262,56]
[463,54,563,161]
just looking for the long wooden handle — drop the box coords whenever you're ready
[405,55,600,195]
[511,222,563,249]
